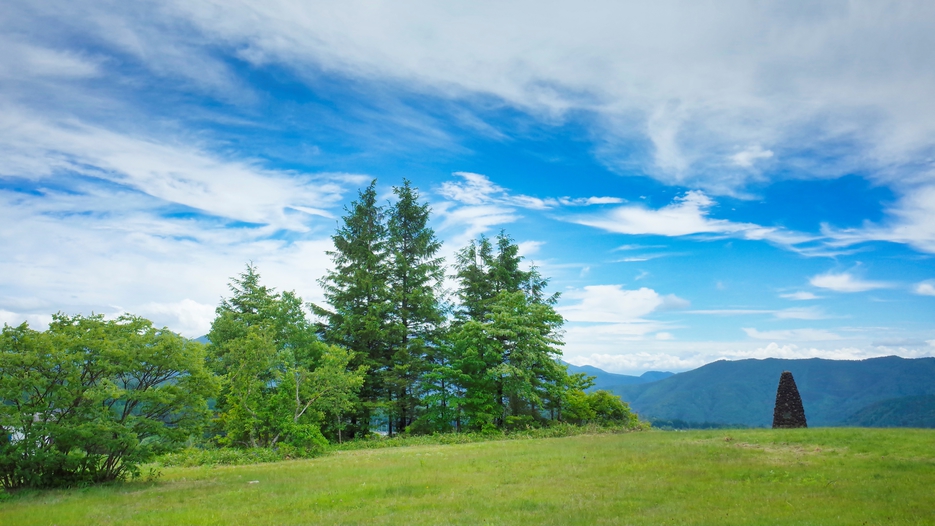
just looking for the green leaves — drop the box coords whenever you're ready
[0,314,218,490]
[209,266,364,450]
[450,232,569,431]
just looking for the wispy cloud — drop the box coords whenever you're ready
[131,0,935,199]
[0,109,348,230]
[780,291,821,301]
[743,327,841,341]
[688,306,827,320]
[809,271,890,293]
[439,172,621,211]
[823,184,935,254]
[434,172,623,244]
[914,281,935,296]
[572,191,816,250]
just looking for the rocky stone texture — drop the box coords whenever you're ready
[772,371,808,428]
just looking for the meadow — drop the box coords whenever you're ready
[1,428,932,525]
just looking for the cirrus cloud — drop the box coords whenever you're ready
[809,271,890,293]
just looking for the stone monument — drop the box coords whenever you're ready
[772,371,807,428]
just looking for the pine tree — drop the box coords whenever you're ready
[450,231,568,430]
[385,180,446,434]
[312,180,391,438]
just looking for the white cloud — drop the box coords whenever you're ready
[0,38,101,79]
[516,241,544,257]
[135,299,217,337]
[574,191,728,237]
[809,271,890,293]
[122,0,935,197]
[559,285,688,323]
[687,306,826,320]
[558,285,688,359]
[0,179,339,338]
[438,172,504,205]
[823,184,935,254]
[435,172,624,244]
[559,196,625,206]
[439,172,619,211]
[0,310,53,331]
[571,191,815,249]
[0,109,348,230]
[780,291,820,300]
[434,202,519,245]
[773,307,828,320]
[731,145,774,168]
[743,327,841,341]
[913,281,935,296]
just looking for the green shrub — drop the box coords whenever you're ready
[0,315,218,490]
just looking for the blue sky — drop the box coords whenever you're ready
[1,1,934,373]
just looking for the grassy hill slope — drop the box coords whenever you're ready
[611,356,935,427]
[2,429,932,525]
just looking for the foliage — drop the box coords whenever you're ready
[384,180,446,435]
[0,315,217,490]
[209,266,365,450]
[841,394,935,428]
[449,232,571,431]
[157,444,319,467]
[561,388,640,427]
[312,180,392,438]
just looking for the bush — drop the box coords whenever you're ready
[0,315,218,490]
[562,390,640,427]
[157,444,322,467]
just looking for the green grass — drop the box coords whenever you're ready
[2,428,933,525]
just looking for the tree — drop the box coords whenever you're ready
[210,265,365,449]
[385,179,446,434]
[450,232,569,430]
[313,180,392,438]
[454,231,552,323]
[0,315,218,490]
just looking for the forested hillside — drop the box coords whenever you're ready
[610,356,935,427]
[842,395,935,428]
[563,363,673,391]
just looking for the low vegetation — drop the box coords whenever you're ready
[1,428,932,525]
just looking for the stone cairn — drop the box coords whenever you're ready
[772,371,807,428]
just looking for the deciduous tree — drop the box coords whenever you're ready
[0,315,217,490]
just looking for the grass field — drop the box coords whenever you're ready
[1,428,933,525]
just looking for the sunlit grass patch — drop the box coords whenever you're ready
[1,428,933,525]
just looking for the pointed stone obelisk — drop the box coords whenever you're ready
[772,371,807,428]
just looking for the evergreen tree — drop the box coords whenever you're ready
[313,180,392,437]
[450,231,568,430]
[385,180,446,434]
[454,231,554,323]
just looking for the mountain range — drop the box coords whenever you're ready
[572,356,935,428]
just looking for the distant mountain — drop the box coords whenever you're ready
[842,395,935,428]
[563,363,674,391]
[193,335,210,344]
[609,356,935,427]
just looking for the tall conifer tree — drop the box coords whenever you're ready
[313,180,391,438]
[385,180,446,433]
[450,231,567,430]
